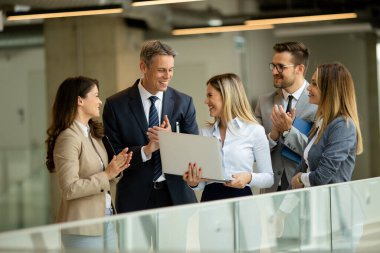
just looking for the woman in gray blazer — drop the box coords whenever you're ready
[45,76,132,251]
[291,62,363,188]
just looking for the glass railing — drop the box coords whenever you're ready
[0,146,50,232]
[0,177,379,253]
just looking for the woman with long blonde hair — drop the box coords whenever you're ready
[291,62,362,188]
[183,73,273,201]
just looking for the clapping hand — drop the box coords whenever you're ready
[271,105,296,133]
[105,147,133,180]
[145,115,172,154]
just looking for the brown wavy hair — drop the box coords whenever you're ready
[45,76,104,173]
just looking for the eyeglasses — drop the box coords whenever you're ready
[269,63,295,73]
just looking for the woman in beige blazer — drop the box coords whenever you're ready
[46,76,132,251]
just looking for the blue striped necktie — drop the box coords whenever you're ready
[148,96,162,181]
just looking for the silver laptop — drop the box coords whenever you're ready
[158,131,230,182]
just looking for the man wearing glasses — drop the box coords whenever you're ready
[255,42,317,193]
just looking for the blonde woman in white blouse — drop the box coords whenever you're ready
[183,73,273,201]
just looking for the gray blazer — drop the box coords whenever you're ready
[255,84,317,192]
[299,117,358,185]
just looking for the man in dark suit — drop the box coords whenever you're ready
[103,40,198,213]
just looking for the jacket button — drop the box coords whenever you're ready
[100,189,104,192]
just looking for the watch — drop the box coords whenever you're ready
[282,127,291,138]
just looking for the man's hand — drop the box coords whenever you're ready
[144,115,172,156]
[271,105,296,133]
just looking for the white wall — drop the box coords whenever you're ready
[166,33,243,127]
[0,47,46,149]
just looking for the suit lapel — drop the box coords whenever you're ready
[295,82,310,116]
[162,88,174,123]
[273,89,283,107]
[127,81,149,140]
[72,122,107,169]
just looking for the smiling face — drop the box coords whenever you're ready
[78,84,102,119]
[205,83,223,118]
[140,54,174,94]
[307,70,321,105]
[271,51,298,90]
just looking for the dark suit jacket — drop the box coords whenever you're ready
[103,79,198,213]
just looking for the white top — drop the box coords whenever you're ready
[75,120,112,209]
[193,118,274,190]
[301,118,323,187]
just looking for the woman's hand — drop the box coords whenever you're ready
[182,162,202,187]
[105,147,133,180]
[291,172,304,189]
[224,172,252,189]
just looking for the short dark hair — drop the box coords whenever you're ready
[140,40,177,67]
[273,42,310,71]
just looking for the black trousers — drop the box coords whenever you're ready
[201,183,252,202]
[146,181,173,209]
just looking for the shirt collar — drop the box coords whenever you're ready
[211,117,243,136]
[138,79,163,102]
[282,79,307,101]
[75,120,90,138]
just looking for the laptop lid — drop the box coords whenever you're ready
[158,131,229,182]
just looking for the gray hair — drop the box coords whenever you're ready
[140,40,177,67]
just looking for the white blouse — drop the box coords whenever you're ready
[193,118,273,190]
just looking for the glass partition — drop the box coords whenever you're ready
[331,177,380,253]
[0,147,49,232]
[0,177,379,253]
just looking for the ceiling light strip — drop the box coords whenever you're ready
[132,0,204,7]
[245,13,357,26]
[7,8,123,21]
[172,24,274,36]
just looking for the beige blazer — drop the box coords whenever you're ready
[54,122,116,235]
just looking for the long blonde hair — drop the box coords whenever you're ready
[206,73,258,126]
[310,63,363,154]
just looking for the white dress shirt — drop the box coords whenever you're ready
[193,118,274,190]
